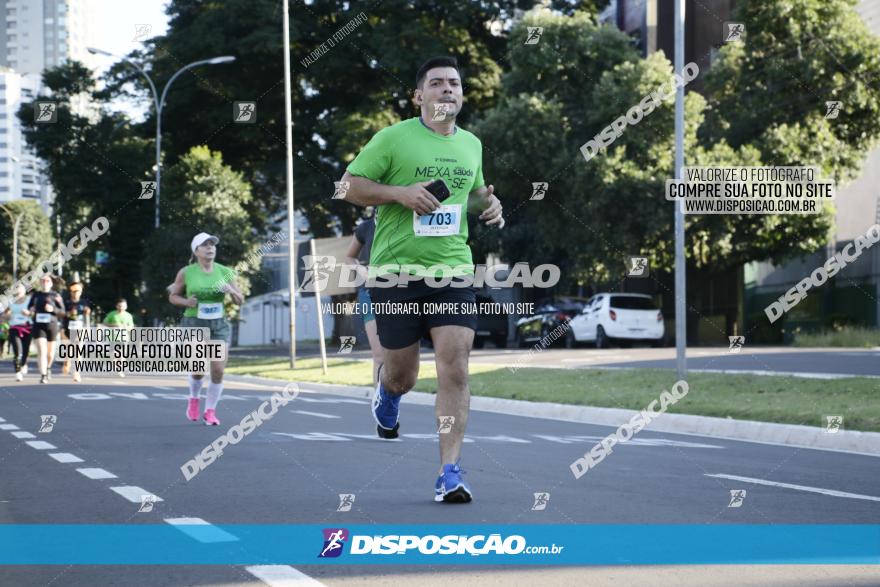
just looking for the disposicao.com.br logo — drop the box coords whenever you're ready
[319,528,564,557]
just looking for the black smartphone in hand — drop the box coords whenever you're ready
[424,179,451,202]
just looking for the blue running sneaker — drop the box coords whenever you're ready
[372,365,400,439]
[434,463,473,503]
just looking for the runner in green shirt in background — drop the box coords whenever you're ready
[103,299,135,328]
[103,298,134,378]
[168,232,244,427]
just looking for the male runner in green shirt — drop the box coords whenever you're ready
[103,298,134,378]
[338,56,504,503]
[103,299,135,328]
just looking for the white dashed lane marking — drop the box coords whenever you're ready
[10,431,35,439]
[25,440,56,450]
[705,474,880,502]
[0,423,19,430]
[245,565,327,586]
[291,410,340,419]
[49,453,84,463]
[109,486,164,503]
[164,518,239,543]
[297,397,368,405]
[77,468,117,479]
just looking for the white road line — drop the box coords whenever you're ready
[705,473,880,502]
[25,440,56,450]
[690,368,873,380]
[164,518,239,543]
[245,565,326,586]
[77,468,117,479]
[231,381,272,391]
[297,397,367,405]
[10,431,35,439]
[109,486,164,503]
[0,423,19,430]
[0,417,5,422]
[49,453,84,463]
[153,386,175,390]
[291,410,340,419]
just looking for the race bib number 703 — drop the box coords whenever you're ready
[413,204,462,237]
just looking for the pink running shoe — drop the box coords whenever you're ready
[187,398,200,422]
[203,409,220,426]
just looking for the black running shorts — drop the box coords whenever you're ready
[368,278,478,350]
[32,323,59,341]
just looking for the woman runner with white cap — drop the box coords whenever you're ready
[168,233,244,425]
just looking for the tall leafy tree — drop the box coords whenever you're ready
[18,62,155,310]
[698,0,880,268]
[140,146,259,323]
[0,200,54,286]
[105,0,532,237]
[472,1,880,292]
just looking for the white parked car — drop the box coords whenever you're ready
[565,293,664,348]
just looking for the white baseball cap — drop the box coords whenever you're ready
[191,232,219,252]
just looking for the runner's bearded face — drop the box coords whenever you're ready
[416,67,463,120]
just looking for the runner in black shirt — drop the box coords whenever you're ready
[63,279,91,383]
[28,274,65,384]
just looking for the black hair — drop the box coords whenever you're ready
[416,56,461,88]
[116,298,127,304]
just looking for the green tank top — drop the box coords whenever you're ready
[182,262,236,319]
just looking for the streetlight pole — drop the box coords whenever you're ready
[283,0,297,368]
[0,205,22,281]
[674,0,687,379]
[87,48,235,228]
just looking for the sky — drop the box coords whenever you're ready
[91,0,170,60]
[89,0,171,119]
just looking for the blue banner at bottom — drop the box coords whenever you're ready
[0,525,877,565]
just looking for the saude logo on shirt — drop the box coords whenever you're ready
[414,165,475,191]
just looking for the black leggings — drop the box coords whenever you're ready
[10,327,31,372]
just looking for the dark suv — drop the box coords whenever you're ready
[514,297,588,347]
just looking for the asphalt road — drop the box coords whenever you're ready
[1,364,878,586]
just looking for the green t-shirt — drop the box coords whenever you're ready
[104,310,134,328]
[183,262,236,318]
[346,117,485,277]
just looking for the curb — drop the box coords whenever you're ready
[223,374,880,457]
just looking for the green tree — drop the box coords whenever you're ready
[140,146,259,323]
[472,2,880,292]
[0,200,54,286]
[698,0,880,267]
[105,0,531,238]
[18,61,155,311]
